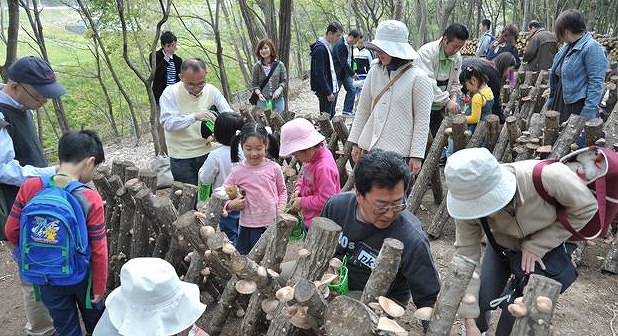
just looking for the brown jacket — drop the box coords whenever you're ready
[454,160,597,318]
[524,28,559,71]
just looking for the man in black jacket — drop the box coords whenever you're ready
[310,22,343,118]
[333,30,361,116]
[151,31,182,104]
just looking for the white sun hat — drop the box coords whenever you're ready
[365,20,419,60]
[105,257,206,336]
[444,147,517,220]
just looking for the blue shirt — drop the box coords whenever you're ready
[0,90,55,186]
[547,32,608,119]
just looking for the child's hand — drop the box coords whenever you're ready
[228,196,246,211]
[290,197,302,212]
[92,294,104,304]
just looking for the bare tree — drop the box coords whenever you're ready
[19,0,71,133]
[417,0,428,46]
[0,0,19,80]
[114,0,172,153]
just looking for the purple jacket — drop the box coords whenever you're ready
[296,146,340,227]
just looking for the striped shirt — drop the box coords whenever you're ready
[166,58,177,86]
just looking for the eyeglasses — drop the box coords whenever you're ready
[372,203,407,215]
[19,83,46,102]
[183,81,206,90]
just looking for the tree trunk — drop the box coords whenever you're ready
[0,0,19,80]
[206,0,231,100]
[278,0,292,110]
[416,0,428,46]
[439,0,458,33]
[510,274,562,336]
[426,254,476,335]
[238,0,266,48]
[360,238,404,304]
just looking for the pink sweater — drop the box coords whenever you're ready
[295,146,340,227]
[225,159,287,228]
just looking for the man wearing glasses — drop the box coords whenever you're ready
[0,56,65,336]
[320,149,440,315]
[159,58,233,185]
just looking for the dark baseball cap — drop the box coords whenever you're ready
[7,56,66,99]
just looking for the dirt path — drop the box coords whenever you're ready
[1,79,617,335]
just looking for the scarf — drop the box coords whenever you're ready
[318,37,339,94]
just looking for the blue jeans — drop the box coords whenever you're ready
[220,210,240,245]
[337,75,355,114]
[235,226,267,254]
[256,97,285,112]
[170,153,209,186]
[316,93,336,118]
[39,275,105,336]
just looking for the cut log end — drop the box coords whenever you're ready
[235,279,257,295]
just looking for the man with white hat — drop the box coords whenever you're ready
[348,20,433,175]
[93,258,208,336]
[417,23,469,137]
[444,148,597,335]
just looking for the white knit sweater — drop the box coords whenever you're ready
[348,62,433,159]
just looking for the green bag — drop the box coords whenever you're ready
[328,255,349,296]
[285,205,305,241]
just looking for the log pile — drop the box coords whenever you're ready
[462,32,618,59]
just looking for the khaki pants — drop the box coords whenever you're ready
[4,242,55,336]
[20,279,55,336]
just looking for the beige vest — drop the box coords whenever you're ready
[165,82,215,159]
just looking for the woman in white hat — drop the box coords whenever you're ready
[348,20,433,175]
[93,258,208,336]
[444,148,597,335]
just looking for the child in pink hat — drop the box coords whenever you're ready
[279,118,340,228]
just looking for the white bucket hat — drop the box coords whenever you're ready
[105,258,206,336]
[365,20,419,60]
[279,118,325,157]
[444,148,517,220]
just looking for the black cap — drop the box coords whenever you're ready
[7,56,66,99]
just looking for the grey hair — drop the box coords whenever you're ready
[180,58,207,73]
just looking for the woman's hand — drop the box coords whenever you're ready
[92,294,104,304]
[227,196,246,211]
[258,93,266,101]
[408,158,422,175]
[521,248,546,274]
[351,145,363,163]
[273,87,283,100]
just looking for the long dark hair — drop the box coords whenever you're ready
[230,122,279,163]
[492,52,517,85]
[459,64,488,87]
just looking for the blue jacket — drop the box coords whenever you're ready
[547,32,608,119]
[332,36,355,80]
[310,41,334,96]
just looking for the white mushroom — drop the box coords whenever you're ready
[508,302,528,317]
[376,316,406,333]
[203,250,212,259]
[367,302,383,314]
[183,251,194,262]
[200,268,211,276]
[413,307,433,321]
[289,306,311,329]
[514,297,524,305]
[267,269,280,279]
[536,296,553,314]
[194,211,208,220]
[378,296,405,318]
[200,226,215,239]
[261,299,279,315]
[235,307,246,318]
[276,286,295,303]
[234,280,257,295]
[257,266,267,278]
[298,249,311,257]
[174,189,182,196]
[222,243,237,255]
[329,258,343,270]
[462,293,477,304]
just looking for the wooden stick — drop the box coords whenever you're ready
[407,117,451,213]
[316,113,334,139]
[543,110,561,147]
[584,117,604,147]
[360,238,404,304]
[510,274,562,336]
[548,114,586,160]
[426,254,476,336]
[450,114,468,153]
[138,169,158,194]
[602,230,618,274]
[485,114,501,152]
[324,296,379,336]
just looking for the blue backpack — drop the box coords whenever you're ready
[16,175,91,287]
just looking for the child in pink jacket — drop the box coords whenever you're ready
[280,118,340,228]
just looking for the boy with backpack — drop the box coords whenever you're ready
[5,130,107,336]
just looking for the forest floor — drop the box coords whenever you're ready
[1,78,617,335]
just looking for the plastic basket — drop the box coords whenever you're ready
[328,255,349,296]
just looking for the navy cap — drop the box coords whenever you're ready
[7,56,66,99]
